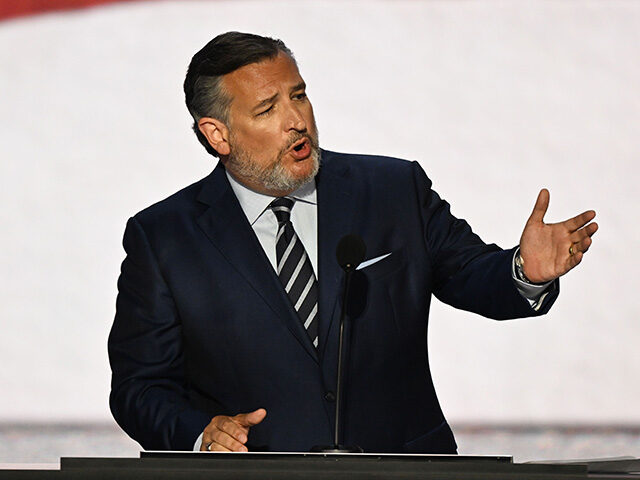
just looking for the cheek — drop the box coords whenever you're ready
[235,125,280,152]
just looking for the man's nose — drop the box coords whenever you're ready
[284,104,307,132]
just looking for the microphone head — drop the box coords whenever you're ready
[336,234,366,272]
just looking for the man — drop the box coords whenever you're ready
[108,32,597,454]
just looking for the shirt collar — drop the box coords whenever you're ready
[226,170,317,226]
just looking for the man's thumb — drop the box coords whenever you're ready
[235,408,267,427]
[528,188,550,224]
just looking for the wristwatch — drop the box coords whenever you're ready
[514,251,532,284]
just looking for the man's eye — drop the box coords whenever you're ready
[258,106,273,116]
[294,92,307,100]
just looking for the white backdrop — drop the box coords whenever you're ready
[0,0,638,424]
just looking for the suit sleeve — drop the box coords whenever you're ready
[411,162,558,319]
[108,216,212,450]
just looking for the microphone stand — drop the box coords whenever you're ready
[311,262,362,453]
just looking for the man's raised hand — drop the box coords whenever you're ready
[200,408,267,452]
[519,189,598,284]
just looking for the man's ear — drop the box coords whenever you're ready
[198,117,231,156]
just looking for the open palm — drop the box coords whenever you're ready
[519,189,598,284]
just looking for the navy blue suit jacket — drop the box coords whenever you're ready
[108,150,558,453]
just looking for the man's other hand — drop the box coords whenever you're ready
[519,188,598,283]
[200,408,267,452]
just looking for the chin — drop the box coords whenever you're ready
[295,149,321,180]
[271,151,320,192]
[289,158,315,177]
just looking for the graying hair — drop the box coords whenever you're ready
[189,75,231,126]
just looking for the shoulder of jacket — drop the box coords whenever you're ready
[131,171,213,225]
[320,149,416,173]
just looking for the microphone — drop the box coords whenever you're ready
[311,234,365,453]
[336,234,366,273]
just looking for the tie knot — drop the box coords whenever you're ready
[270,197,295,225]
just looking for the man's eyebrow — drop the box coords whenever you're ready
[252,82,306,112]
[290,81,306,93]
[253,92,279,112]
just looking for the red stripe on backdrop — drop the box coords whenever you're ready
[0,0,147,21]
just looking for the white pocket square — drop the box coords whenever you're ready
[356,252,392,270]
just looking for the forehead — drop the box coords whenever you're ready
[222,54,303,107]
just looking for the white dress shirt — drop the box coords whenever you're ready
[226,171,318,277]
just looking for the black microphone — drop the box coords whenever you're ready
[311,234,365,453]
[336,234,366,273]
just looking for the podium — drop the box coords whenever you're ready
[2,452,639,480]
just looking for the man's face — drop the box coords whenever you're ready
[221,53,320,196]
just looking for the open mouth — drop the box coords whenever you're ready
[289,138,311,160]
[292,139,308,152]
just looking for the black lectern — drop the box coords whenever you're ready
[2,452,639,479]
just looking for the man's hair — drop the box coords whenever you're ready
[184,31,295,157]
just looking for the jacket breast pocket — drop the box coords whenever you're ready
[358,249,406,281]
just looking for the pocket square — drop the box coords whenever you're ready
[356,252,392,270]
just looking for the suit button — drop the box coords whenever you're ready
[324,391,336,402]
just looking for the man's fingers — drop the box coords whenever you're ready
[200,436,231,452]
[202,414,251,452]
[576,236,592,254]
[202,426,249,452]
[571,222,599,239]
[208,443,231,452]
[528,188,550,224]
[586,221,599,236]
[205,440,243,452]
[201,409,266,453]
[210,429,249,452]
[564,210,596,232]
[233,408,267,428]
[570,222,598,244]
[567,251,584,270]
[219,417,249,443]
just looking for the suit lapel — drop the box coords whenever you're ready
[316,151,355,359]
[196,163,319,362]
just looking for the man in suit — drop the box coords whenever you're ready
[108,32,598,453]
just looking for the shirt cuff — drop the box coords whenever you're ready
[194,431,204,451]
[512,247,553,311]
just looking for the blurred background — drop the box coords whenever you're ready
[1,0,638,465]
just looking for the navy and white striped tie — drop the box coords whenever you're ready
[270,197,319,348]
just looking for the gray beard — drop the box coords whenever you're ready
[227,132,321,193]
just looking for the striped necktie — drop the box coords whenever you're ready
[270,197,319,348]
